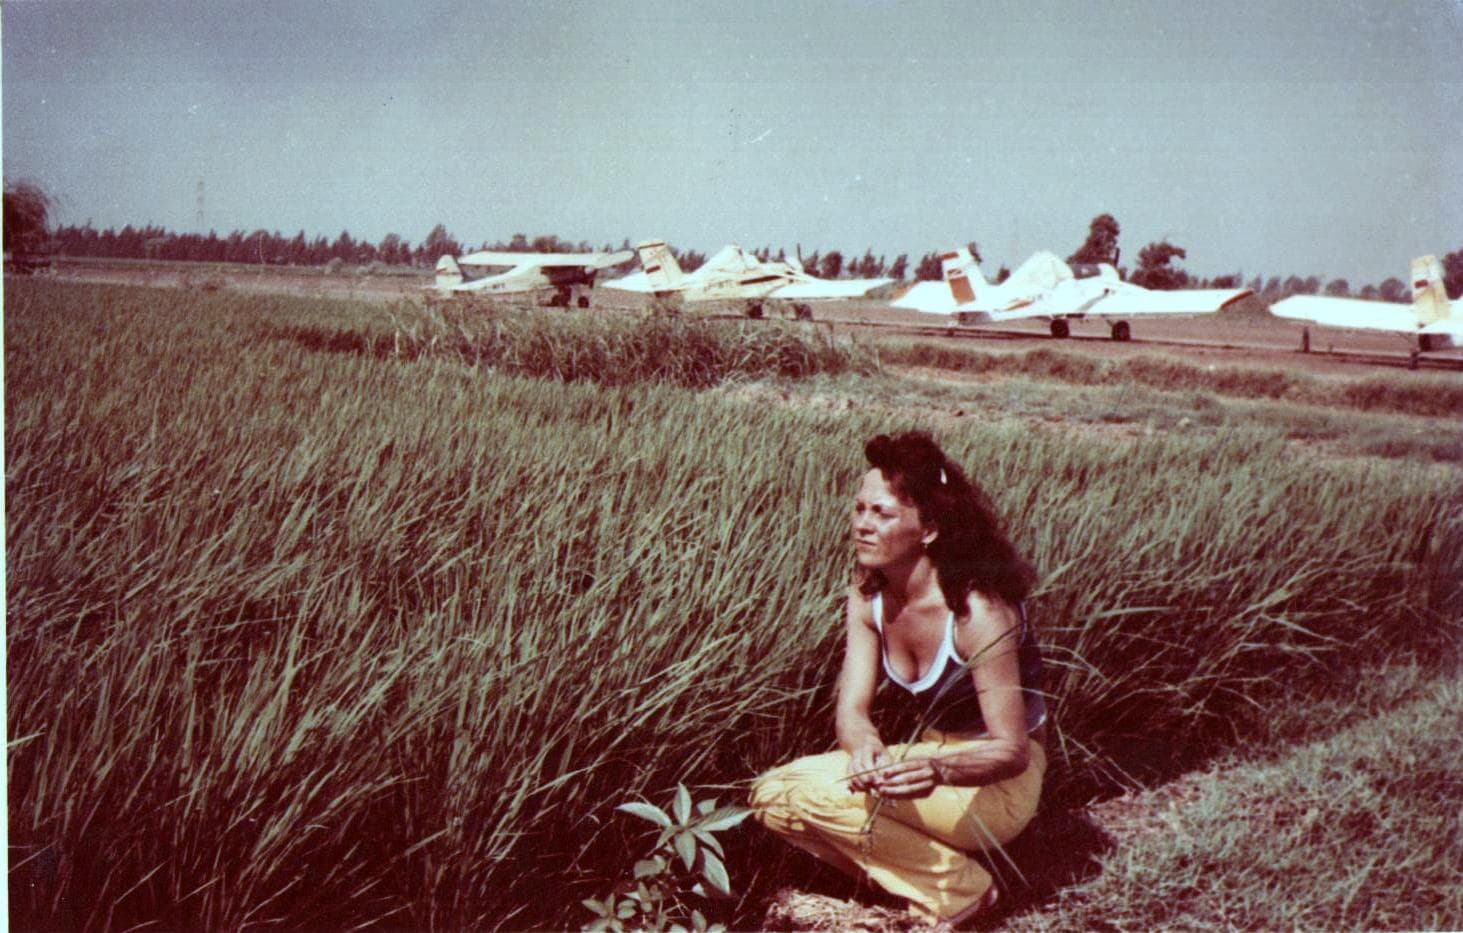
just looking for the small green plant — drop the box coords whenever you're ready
[582,785,752,932]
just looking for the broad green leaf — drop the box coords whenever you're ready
[617,801,672,828]
[696,798,716,815]
[673,784,692,825]
[674,829,697,870]
[633,857,665,880]
[582,897,609,916]
[700,849,732,897]
[692,909,708,930]
[586,919,608,932]
[697,806,754,833]
[615,900,636,919]
[691,827,724,857]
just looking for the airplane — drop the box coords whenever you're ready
[892,248,1253,340]
[1269,255,1461,360]
[604,240,893,319]
[432,248,634,308]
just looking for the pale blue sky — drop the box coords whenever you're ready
[4,0,1460,284]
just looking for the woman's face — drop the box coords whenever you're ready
[851,468,931,569]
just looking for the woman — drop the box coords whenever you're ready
[750,431,1047,928]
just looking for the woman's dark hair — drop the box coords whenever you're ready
[857,430,1036,612]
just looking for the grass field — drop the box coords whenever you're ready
[6,279,1460,931]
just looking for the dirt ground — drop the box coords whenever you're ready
[35,256,1463,377]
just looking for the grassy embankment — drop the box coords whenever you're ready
[6,280,1459,930]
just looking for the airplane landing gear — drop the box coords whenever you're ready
[1050,319,1071,339]
[746,301,765,319]
[1110,321,1131,341]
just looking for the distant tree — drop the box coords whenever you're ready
[1442,249,1463,299]
[1378,277,1407,302]
[1302,276,1320,295]
[820,250,844,279]
[913,252,943,281]
[1069,213,1120,266]
[1359,284,1378,300]
[4,178,55,253]
[507,233,530,251]
[679,248,706,272]
[1263,276,1281,295]
[801,250,819,276]
[888,253,909,280]
[1324,278,1350,296]
[418,224,461,264]
[1210,274,1239,289]
[1129,240,1190,290]
[378,232,406,265]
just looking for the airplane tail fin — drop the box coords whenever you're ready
[634,240,683,290]
[940,248,987,305]
[1411,255,1452,326]
[434,255,464,290]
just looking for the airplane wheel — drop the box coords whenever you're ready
[1111,321,1131,342]
[577,296,590,308]
[1050,319,1070,339]
[746,302,765,319]
[794,303,813,321]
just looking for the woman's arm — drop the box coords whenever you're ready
[873,592,1031,797]
[835,589,888,791]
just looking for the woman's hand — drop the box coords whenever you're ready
[847,741,891,792]
[871,756,942,798]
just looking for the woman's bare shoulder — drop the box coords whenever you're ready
[954,589,1020,650]
[845,584,877,630]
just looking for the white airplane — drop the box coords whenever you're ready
[892,248,1253,340]
[432,248,633,307]
[604,240,892,319]
[1269,255,1461,357]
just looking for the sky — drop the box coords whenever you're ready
[3,0,1461,286]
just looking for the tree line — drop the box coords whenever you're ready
[7,181,1461,299]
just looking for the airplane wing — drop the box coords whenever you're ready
[1087,286,1253,317]
[771,277,893,300]
[1269,295,1420,333]
[458,249,634,269]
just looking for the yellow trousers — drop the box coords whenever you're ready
[749,731,1045,921]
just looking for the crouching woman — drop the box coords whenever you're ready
[750,431,1047,928]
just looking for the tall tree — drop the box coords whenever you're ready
[888,253,909,280]
[1378,277,1407,302]
[3,178,54,253]
[1069,213,1120,266]
[820,250,844,279]
[418,224,461,265]
[913,252,943,281]
[1442,249,1463,299]
[1129,240,1190,290]
[1324,278,1350,296]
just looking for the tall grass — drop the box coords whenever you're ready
[6,281,1459,930]
[271,296,879,387]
